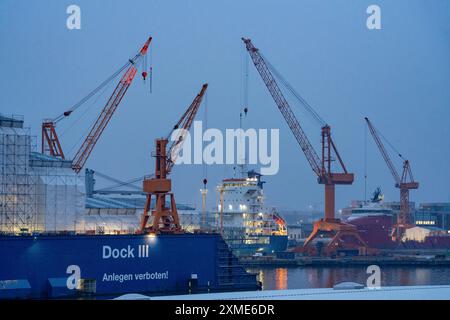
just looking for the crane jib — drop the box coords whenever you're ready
[41,36,152,172]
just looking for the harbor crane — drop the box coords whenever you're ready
[42,36,152,173]
[365,117,419,241]
[138,84,208,234]
[242,38,367,256]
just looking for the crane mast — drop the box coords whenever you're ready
[365,117,419,241]
[138,84,208,234]
[242,38,367,256]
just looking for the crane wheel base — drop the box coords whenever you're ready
[138,192,183,234]
[293,219,371,257]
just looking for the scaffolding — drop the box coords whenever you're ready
[33,162,84,232]
[0,114,84,234]
[0,115,37,233]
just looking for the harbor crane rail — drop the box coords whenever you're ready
[365,117,419,241]
[242,38,368,256]
[138,84,208,234]
[42,36,152,173]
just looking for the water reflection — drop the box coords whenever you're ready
[248,266,450,290]
[275,268,288,290]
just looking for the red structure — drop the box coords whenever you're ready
[41,121,65,159]
[348,215,394,249]
[42,36,152,173]
[138,84,208,234]
[365,117,419,241]
[242,38,368,256]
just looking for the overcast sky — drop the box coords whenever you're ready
[1,0,449,212]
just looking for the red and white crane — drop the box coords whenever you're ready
[365,117,419,241]
[242,38,367,256]
[42,36,152,173]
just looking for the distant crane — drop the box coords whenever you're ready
[365,117,419,241]
[242,38,367,256]
[138,84,208,234]
[42,36,153,173]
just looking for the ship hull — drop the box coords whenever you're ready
[347,215,450,249]
[346,215,394,248]
[0,233,259,299]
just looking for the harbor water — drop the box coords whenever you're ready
[246,266,450,290]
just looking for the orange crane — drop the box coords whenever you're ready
[138,84,208,234]
[42,36,152,173]
[365,117,419,241]
[242,38,367,256]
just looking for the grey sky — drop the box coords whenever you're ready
[1,0,449,212]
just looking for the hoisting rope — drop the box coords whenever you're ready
[371,121,405,161]
[261,53,326,127]
[202,90,208,187]
[53,61,131,123]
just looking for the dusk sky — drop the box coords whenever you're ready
[1,0,449,212]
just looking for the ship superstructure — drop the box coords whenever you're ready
[214,170,287,256]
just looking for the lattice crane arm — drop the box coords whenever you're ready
[71,37,152,173]
[242,38,322,176]
[364,117,401,186]
[166,83,208,174]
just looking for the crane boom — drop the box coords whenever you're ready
[365,117,401,185]
[242,38,321,176]
[166,83,208,174]
[71,37,152,173]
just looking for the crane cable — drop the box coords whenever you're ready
[53,38,150,123]
[63,80,116,156]
[149,44,153,93]
[53,61,131,123]
[371,122,416,182]
[371,122,406,161]
[55,59,134,156]
[261,53,326,127]
[202,90,208,185]
[60,75,115,137]
[93,170,149,192]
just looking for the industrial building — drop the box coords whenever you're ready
[414,203,450,231]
